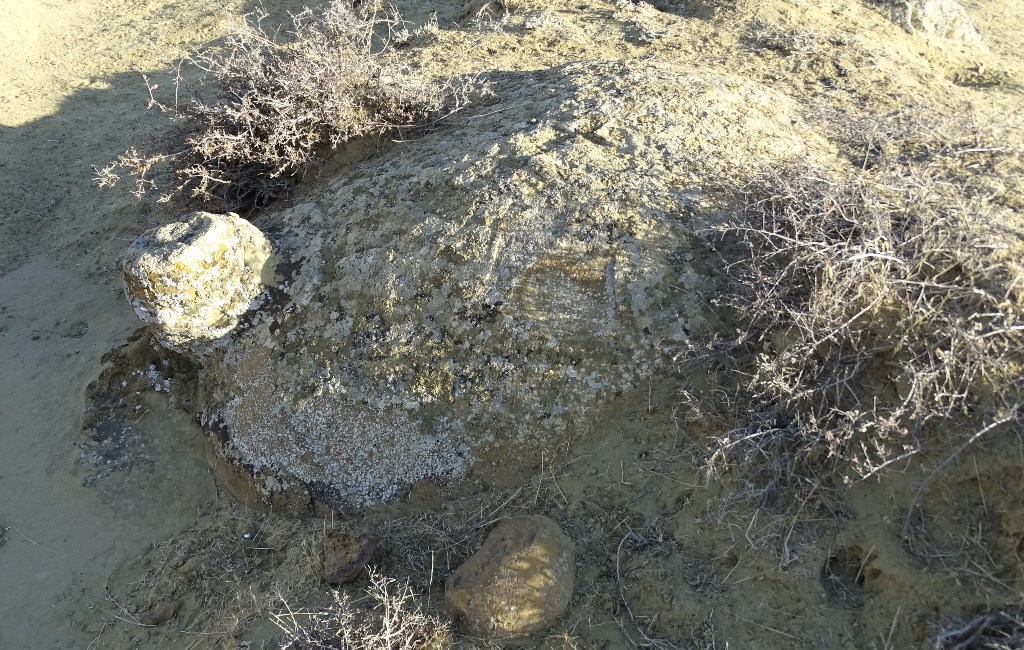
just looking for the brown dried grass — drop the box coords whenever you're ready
[684,111,1024,495]
[95,0,481,210]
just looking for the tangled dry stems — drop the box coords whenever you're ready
[933,608,1024,650]
[110,504,320,642]
[746,17,838,56]
[685,113,1024,494]
[95,1,480,210]
[274,570,452,650]
[615,528,685,650]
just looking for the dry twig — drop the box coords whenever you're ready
[615,529,684,650]
[96,0,482,210]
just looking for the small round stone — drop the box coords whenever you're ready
[445,515,575,640]
[122,211,272,356]
[323,526,377,585]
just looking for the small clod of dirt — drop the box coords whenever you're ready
[323,526,377,585]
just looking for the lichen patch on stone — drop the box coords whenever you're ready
[122,212,273,356]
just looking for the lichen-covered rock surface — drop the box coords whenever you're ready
[884,0,985,46]
[123,211,273,356]
[192,60,836,505]
[445,515,575,639]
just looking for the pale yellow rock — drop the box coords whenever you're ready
[445,515,575,640]
[889,0,985,47]
[122,212,272,355]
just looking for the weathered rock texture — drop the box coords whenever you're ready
[123,212,272,355]
[445,515,575,639]
[885,0,984,45]
[322,526,376,585]
[174,60,835,505]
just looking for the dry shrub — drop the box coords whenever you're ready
[464,0,527,20]
[96,0,480,210]
[639,0,734,18]
[687,115,1024,491]
[933,608,1024,649]
[746,18,834,56]
[274,570,452,650]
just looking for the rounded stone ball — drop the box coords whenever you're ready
[122,212,272,355]
[445,515,575,640]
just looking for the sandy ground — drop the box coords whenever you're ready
[0,264,215,647]
[0,1,260,647]
[1,0,1022,648]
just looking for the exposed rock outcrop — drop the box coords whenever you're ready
[128,60,837,506]
[445,515,575,639]
[884,0,984,46]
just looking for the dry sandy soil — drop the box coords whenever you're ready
[1,0,1022,648]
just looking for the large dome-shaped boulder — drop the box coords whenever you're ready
[176,60,836,505]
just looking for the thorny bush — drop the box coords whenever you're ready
[95,1,480,210]
[932,607,1024,650]
[274,570,451,650]
[684,113,1024,495]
